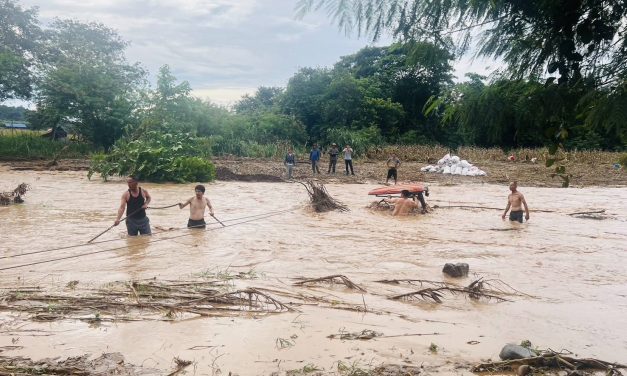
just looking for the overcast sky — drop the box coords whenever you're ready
[18,0,496,106]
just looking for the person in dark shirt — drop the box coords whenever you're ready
[327,143,339,174]
[114,176,152,236]
[284,148,297,179]
[309,144,321,174]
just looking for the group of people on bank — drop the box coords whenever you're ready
[285,144,404,183]
[284,144,355,179]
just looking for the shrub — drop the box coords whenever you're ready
[88,131,215,182]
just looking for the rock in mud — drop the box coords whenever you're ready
[442,263,469,278]
[499,344,535,360]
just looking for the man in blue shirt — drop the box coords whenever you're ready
[309,144,321,174]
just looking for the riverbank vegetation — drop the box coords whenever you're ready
[0,0,625,183]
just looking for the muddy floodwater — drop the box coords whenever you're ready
[1,166,626,374]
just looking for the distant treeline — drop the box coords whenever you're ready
[1,0,625,156]
[0,105,30,122]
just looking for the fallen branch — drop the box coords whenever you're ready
[0,183,30,206]
[297,180,348,212]
[391,278,511,303]
[472,351,627,374]
[293,275,366,292]
[568,209,606,216]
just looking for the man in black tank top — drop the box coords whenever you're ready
[113,176,152,235]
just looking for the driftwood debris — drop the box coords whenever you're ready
[0,183,30,206]
[390,278,519,303]
[0,279,293,322]
[327,329,383,340]
[298,180,348,212]
[293,274,366,292]
[472,351,627,375]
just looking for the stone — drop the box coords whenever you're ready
[499,344,535,360]
[442,263,469,278]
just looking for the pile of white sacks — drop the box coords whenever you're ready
[420,153,487,176]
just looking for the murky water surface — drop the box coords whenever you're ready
[1,166,626,374]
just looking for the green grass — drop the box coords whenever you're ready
[0,132,93,160]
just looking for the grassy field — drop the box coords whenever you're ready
[0,131,93,160]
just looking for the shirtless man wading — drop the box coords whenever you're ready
[502,181,530,223]
[386,190,419,216]
[179,185,214,229]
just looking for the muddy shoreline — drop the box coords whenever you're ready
[3,156,626,187]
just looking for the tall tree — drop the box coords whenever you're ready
[296,0,627,86]
[0,0,41,100]
[35,20,145,148]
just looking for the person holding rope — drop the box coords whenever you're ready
[179,185,214,229]
[114,176,152,236]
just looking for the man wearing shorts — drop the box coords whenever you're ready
[386,153,401,184]
[179,185,214,229]
[114,176,152,236]
[502,181,530,223]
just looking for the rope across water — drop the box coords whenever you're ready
[0,207,298,271]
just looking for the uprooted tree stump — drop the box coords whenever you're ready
[298,180,348,213]
[0,183,30,206]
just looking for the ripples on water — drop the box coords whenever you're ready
[1,167,626,373]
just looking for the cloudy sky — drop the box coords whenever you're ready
[19,0,495,106]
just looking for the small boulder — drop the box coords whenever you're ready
[442,263,469,278]
[499,344,535,360]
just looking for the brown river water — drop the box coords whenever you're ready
[1,166,626,374]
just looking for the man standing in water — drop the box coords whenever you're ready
[385,190,419,216]
[502,181,530,223]
[114,176,152,235]
[179,185,214,229]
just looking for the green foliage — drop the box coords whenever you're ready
[34,19,145,149]
[0,105,30,122]
[326,126,383,157]
[0,132,93,160]
[88,131,215,183]
[297,0,627,86]
[0,0,41,100]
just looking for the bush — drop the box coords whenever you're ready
[88,131,216,182]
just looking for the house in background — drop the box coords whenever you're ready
[3,122,29,130]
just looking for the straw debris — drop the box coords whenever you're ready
[293,274,366,292]
[0,279,293,322]
[390,278,520,303]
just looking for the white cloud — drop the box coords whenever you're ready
[14,0,501,103]
[192,87,256,106]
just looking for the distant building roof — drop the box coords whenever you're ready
[4,123,28,129]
